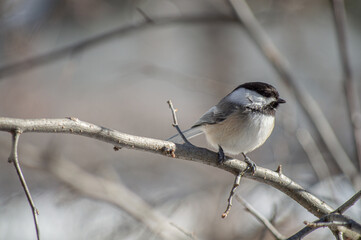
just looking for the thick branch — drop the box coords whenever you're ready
[0,117,335,216]
[1,117,360,239]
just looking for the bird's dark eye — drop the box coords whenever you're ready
[270,101,278,109]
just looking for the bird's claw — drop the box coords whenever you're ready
[217,145,225,164]
[242,153,257,175]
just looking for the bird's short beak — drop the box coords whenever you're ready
[277,98,286,104]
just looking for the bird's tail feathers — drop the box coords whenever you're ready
[167,127,203,144]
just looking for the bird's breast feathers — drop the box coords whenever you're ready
[202,112,275,155]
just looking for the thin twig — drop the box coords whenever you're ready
[229,0,358,183]
[8,130,40,240]
[335,190,361,214]
[330,0,361,170]
[235,195,286,240]
[287,214,358,240]
[136,8,154,23]
[167,100,192,145]
[222,173,242,218]
[287,192,361,240]
[304,220,349,228]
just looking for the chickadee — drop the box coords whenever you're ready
[168,82,285,173]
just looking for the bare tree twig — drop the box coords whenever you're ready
[287,190,361,239]
[330,0,361,171]
[304,220,348,228]
[0,15,236,79]
[287,214,361,240]
[235,195,286,240]
[335,190,361,214]
[167,100,192,145]
[7,130,40,240]
[222,173,242,218]
[0,117,360,239]
[229,0,358,182]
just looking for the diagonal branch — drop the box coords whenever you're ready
[235,195,286,240]
[48,155,196,240]
[335,190,361,214]
[229,0,358,182]
[8,130,40,240]
[0,15,236,79]
[0,117,360,239]
[330,0,361,171]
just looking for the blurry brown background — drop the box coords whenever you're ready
[0,0,361,239]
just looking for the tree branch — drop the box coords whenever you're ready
[7,130,40,240]
[1,117,360,239]
[0,117,333,216]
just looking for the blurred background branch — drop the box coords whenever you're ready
[229,0,359,186]
[0,14,236,79]
[330,0,361,171]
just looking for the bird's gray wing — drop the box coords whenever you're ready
[192,100,242,127]
[167,99,245,143]
[166,126,203,144]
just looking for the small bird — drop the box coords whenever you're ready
[168,82,286,173]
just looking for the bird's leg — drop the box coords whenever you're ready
[218,145,225,164]
[242,153,257,175]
